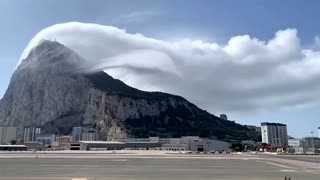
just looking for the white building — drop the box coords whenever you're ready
[261,122,288,147]
[159,136,200,151]
[119,136,200,151]
[69,141,126,151]
[0,126,17,144]
[288,138,301,147]
[81,133,96,141]
[36,134,57,145]
[23,127,41,142]
[120,137,160,143]
[288,137,303,154]
[190,139,230,152]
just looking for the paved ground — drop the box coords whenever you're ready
[0,151,319,180]
[260,153,320,164]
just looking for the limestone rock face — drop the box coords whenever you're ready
[0,41,92,138]
[0,41,258,141]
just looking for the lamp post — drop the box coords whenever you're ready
[302,139,306,154]
[311,131,315,154]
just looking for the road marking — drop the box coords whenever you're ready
[257,160,292,169]
[0,178,151,180]
[39,165,101,167]
[111,159,128,162]
[281,169,296,172]
[264,162,291,168]
[34,164,239,168]
[0,178,69,180]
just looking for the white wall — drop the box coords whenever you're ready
[0,126,17,144]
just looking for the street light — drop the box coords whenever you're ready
[301,139,306,155]
[311,131,315,154]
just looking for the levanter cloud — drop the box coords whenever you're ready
[18,22,320,113]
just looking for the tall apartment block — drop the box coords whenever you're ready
[23,127,41,142]
[261,122,288,147]
[72,127,82,142]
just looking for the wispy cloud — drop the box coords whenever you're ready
[117,10,161,24]
[313,35,320,49]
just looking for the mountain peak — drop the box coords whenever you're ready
[19,40,84,73]
[0,42,260,141]
[35,40,65,52]
[24,40,65,60]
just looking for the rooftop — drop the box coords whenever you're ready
[78,141,125,144]
[0,145,26,147]
[261,122,287,126]
[302,137,320,140]
[125,142,160,144]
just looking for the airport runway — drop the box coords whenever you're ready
[0,152,319,180]
[260,153,320,164]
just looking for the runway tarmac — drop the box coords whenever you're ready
[0,151,319,180]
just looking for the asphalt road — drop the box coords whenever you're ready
[0,153,319,180]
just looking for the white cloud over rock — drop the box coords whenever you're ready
[19,22,320,114]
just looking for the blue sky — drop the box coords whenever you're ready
[1,0,320,138]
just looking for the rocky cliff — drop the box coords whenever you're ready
[0,40,259,141]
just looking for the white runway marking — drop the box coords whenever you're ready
[39,165,100,167]
[34,165,239,168]
[257,160,293,169]
[0,178,70,180]
[0,178,152,180]
[281,169,296,172]
[111,159,128,162]
[264,161,292,168]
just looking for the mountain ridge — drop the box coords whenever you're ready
[0,40,259,141]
